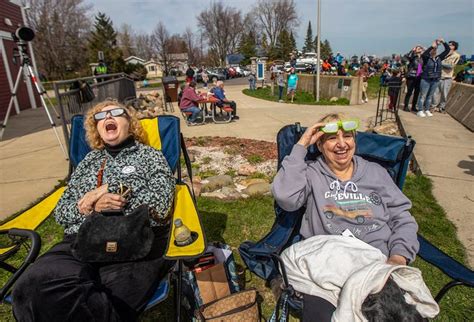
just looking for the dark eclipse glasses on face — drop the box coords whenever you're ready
[93,108,128,121]
[320,119,359,134]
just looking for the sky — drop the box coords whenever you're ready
[89,0,474,58]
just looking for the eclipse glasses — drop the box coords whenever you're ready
[320,119,359,134]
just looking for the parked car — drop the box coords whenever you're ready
[169,68,183,77]
[206,69,227,82]
[237,67,251,77]
[216,68,229,79]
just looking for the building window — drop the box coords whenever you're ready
[148,65,155,72]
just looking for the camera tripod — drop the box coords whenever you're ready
[0,44,67,159]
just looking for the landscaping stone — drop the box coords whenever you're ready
[238,164,257,176]
[201,175,234,193]
[239,178,269,188]
[330,96,338,102]
[201,191,227,199]
[220,186,242,199]
[243,182,271,196]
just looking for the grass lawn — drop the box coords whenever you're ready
[0,175,472,320]
[243,86,350,105]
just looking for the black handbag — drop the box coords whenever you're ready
[71,204,155,263]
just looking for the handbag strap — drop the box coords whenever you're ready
[269,291,290,322]
[96,158,107,188]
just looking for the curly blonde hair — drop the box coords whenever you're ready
[85,100,147,149]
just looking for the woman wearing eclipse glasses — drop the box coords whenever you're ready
[272,113,420,321]
[13,100,175,321]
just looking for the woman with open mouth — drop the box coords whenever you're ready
[12,100,175,321]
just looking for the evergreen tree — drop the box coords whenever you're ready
[321,39,333,60]
[88,12,124,73]
[275,29,292,60]
[302,21,314,53]
[238,30,257,65]
[290,31,297,53]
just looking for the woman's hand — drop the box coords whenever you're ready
[77,184,108,215]
[94,193,126,213]
[386,254,407,266]
[297,122,326,148]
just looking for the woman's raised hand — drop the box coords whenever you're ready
[297,122,326,148]
[77,184,108,215]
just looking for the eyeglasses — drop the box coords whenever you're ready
[93,108,128,121]
[320,119,359,134]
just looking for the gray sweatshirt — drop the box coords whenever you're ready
[272,144,419,262]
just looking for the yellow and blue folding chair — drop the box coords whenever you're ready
[0,114,206,321]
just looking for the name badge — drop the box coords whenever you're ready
[122,166,136,174]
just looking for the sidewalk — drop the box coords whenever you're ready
[398,110,474,267]
[1,83,472,267]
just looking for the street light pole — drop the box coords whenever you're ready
[316,0,321,102]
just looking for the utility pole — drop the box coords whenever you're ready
[316,0,321,102]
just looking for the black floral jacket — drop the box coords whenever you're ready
[54,142,175,235]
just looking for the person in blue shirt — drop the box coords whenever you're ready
[212,81,239,120]
[287,68,299,103]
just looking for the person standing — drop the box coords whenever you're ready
[277,71,286,102]
[357,63,370,103]
[432,41,460,113]
[287,68,299,103]
[185,65,195,84]
[403,46,423,112]
[248,71,256,91]
[94,60,108,83]
[416,39,450,117]
[337,61,348,76]
[201,66,209,89]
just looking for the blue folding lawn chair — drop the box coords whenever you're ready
[0,114,206,321]
[239,123,473,320]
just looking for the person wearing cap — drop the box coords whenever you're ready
[431,41,460,113]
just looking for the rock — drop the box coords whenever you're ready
[201,175,234,193]
[238,164,257,176]
[239,178,268,188]
[220,186,241,199]
[374,122,399,136]
[188,152,196,162]
[185,181,202,197]
[330,96,338,102]
[201,191,227,199]
[243,182,271,196]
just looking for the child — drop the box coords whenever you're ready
[386,70,402,111]
[277,71,285,102]
[287,68,298,103]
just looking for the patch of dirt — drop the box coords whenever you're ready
[185,137,277,161]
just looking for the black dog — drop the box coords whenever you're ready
[362,277,427,322]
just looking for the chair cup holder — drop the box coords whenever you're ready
[174,231,199,247]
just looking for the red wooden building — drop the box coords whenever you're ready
[0,0,39,120]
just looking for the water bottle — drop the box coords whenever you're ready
[174,219,193,246]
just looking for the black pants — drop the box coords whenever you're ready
[404,77,421,111]
[218,101,237,117]
[12,227,173,322]
[302,293,336,322]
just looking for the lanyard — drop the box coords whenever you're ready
[96,158,107,188]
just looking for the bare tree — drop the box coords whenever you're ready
[134,33,154,60]
[197,2,245,66]
[151,22,172,76]
[117,23,135,58]
[253,0,299,49]
[24,0,92,79]
[183,28,198,65]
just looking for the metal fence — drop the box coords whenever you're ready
[53,73,136,148]
[374,83,403,127]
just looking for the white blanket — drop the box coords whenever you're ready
[280,235,439,321]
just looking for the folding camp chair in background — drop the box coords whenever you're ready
[239,123,473,320]
[0,115,206,321]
